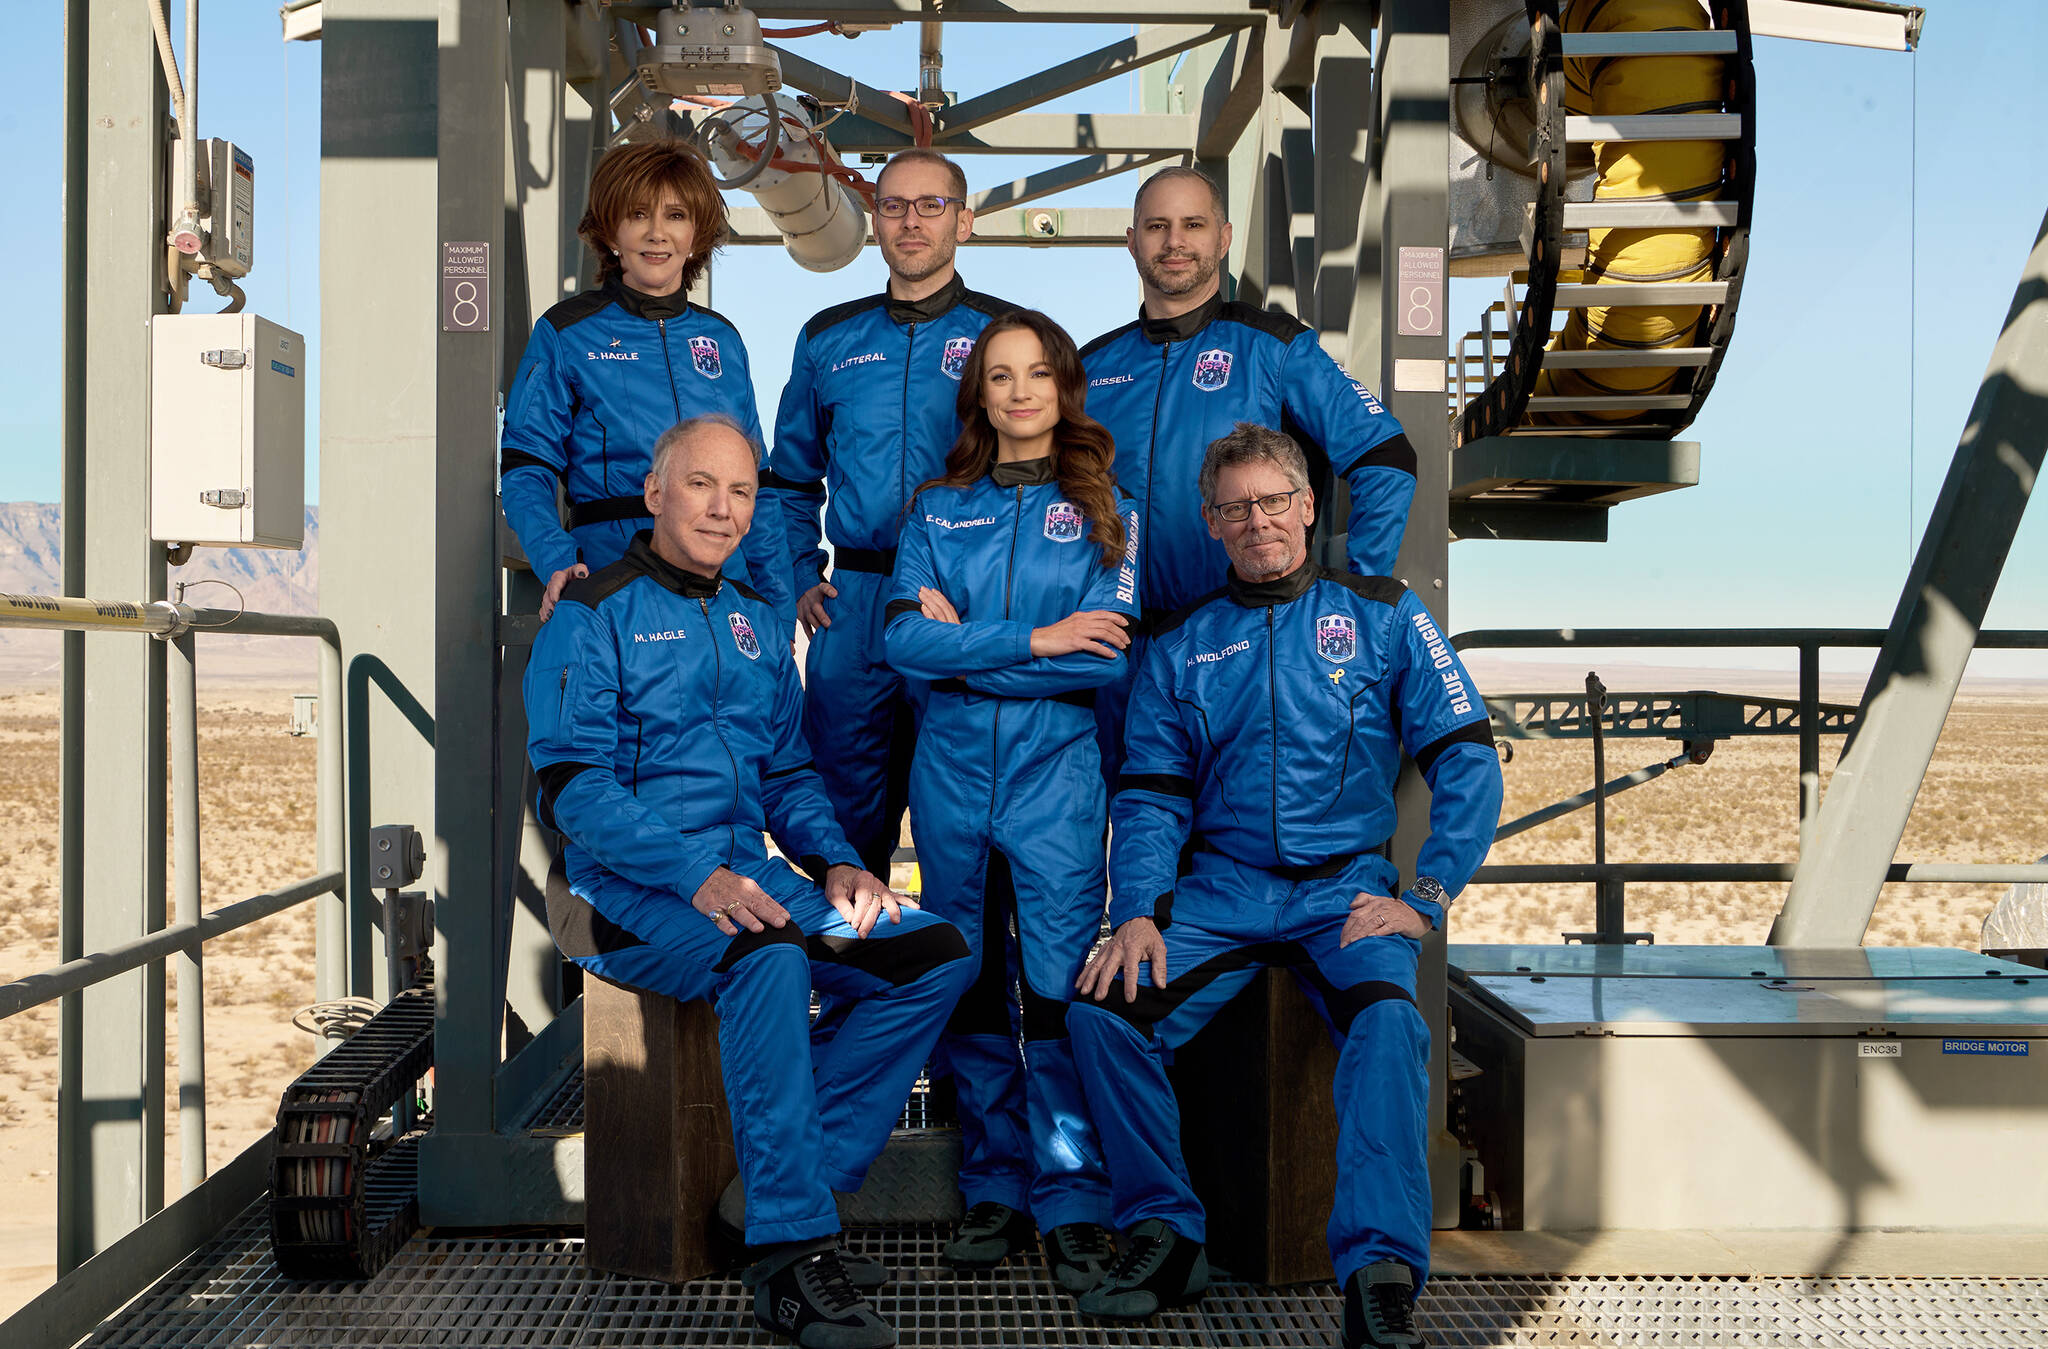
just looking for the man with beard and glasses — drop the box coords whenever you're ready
[760,148,1024,886]
[1079,167,1418,778]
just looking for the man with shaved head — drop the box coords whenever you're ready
[1080,166,1419,778]
[526,414,974,1349]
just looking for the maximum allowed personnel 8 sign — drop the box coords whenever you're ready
[443,242,490,332]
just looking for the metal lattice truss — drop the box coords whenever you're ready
[1488,690,1860,742]
[565,0,1366,291]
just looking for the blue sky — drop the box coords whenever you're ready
[5,4,2043,668]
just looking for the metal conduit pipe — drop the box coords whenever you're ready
[169,633,207,1188]
[919,19,944,107]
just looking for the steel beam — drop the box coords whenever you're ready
[1772,208,2048,947]
[608,0,1270,23]
[1191,24,1265,160]
[728,204,1133,244]
[941,25,1226,134]
[424,0,514,1196]
[823,111,1197,154]
[1310,8,1372,361]
[967,152,1178,214]
[63,0,169,1273]
[772,47,915,136]
[1361,0,1456,1230]
[501,0,575,1064]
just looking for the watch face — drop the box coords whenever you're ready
[1411,876,1446,906]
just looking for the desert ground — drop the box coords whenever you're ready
[1,668,2045,1320]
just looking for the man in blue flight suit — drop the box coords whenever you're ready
[526,414,974,1349]
[1067,424,1502,1349]
[1080,167,1418,774]
[762,149,1023,878]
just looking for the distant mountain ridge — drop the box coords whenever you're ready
[0,503,319,682]
[0,502,319,610]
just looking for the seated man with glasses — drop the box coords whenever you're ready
[760,147,1024,913]
[1066,422,1503,1349]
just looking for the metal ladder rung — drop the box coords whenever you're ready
[1559,31,1738,57]
[1565,113,1742,142]
[1539,347,1715,369]
[1554,281,1727,307]
[1507,423,1678,438]
[1525,393,1696,411]
[1559,200,1740,229]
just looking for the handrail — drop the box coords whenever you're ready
[1453,626,2048,651]
[1453,624,2048,942]
[1476,862,2048,884]
[0,871,344,1019]
[3,589,347,1221]
[0,592,338,641]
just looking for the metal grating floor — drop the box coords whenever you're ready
[83,1209,2048,1348]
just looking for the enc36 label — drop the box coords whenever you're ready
[1857,1040,1902,1058]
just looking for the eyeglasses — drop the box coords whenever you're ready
[1209,488,1304,523]
[875,195,965,219]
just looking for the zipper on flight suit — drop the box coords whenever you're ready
[1142,342,1170,586]
[1267,607,1282,864]
[899,322,919,510]
[656,318,685,421]
[986,483,1026,816]
[700,597,743,827]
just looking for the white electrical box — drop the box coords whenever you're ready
[150,313,306,550]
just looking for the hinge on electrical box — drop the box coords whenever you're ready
[200,348,249,369]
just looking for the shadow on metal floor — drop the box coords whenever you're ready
[82,1208,2048,1347]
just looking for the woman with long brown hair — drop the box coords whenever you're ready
[884,309,1141,1297]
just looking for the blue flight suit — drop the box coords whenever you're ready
[883,459,1141,1232]
[762,274,1020,875]
[526,532,973,1246]
[1079,294,1418,775]
[1068,560,1502,1291]
[501,278,790,619]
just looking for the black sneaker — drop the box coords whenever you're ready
[747,1240,895,1349]
[1343,1260,1424,1348]
[717,1178,887,1289]
[1075,1218,1208,1320]
[1043,1222,1116,1293]
[942,1201,1036,1270]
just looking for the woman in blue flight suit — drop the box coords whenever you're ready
[884,310,1141,1296]
[501,139,789,623]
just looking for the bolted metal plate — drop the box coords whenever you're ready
[81,1207,2048,1348]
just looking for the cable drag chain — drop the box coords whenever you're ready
[268,963,436,1279]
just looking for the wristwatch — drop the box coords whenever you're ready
[1404,876,1447,927]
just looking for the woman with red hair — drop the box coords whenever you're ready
[501,139,788,622]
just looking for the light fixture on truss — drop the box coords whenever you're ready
[636,2,785,188]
